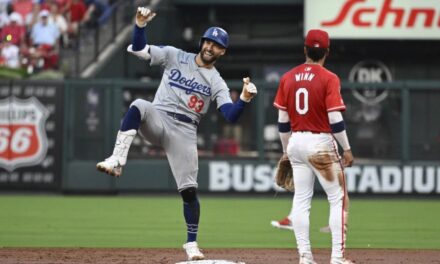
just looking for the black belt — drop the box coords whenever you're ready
[166,112,199,126]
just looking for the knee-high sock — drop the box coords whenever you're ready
[120,106,141,131]
[183,199,200,242]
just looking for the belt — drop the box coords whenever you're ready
[166,111,199,126]
[295,130,324,134]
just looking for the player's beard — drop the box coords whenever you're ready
[200,49,220,65]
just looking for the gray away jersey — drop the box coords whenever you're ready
[148,45,232,122]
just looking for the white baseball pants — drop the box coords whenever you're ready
[287,132,347,259]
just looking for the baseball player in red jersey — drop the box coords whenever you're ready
[273,29,354,264]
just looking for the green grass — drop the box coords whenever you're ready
[0,195,439,249]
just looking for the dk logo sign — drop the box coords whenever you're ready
[0,97,49,171]
[348,60,392,104]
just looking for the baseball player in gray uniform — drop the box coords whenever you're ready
[96,7,257,261]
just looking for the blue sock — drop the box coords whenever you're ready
[120,106,141,131]
[183,199,200,242]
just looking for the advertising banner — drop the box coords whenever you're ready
[207,161,440,194]
[0,81,63,190]
[305,0,440,39]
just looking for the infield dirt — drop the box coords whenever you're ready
[1,248,439,264]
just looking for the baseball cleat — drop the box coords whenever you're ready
[270,217,294,231]
[330,257,355,264]
[97,129,137,177]
[183,241,205,260]
[96,157,123,177]
[299,253,317,264]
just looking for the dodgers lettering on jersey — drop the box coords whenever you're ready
[273,64,345,133]
[148,45,232,122]
[168,69,211,96]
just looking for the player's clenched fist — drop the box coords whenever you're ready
[136,7,156,28]
[342,149,354,167]
[240,77,258,102]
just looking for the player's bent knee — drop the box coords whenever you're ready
[180,187,198,203]
[130,99,147,112]
[130,99,152,119]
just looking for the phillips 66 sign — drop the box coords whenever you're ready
[305,0,440,39]
[0,97,49,171]
[0,82,63,190]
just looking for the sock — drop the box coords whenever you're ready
[183,199,200,242]
[120,106,141,131]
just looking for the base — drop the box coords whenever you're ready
[176,260,245,264]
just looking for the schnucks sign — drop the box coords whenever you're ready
[305,0,440,39]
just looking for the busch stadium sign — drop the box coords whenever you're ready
[0,97,49,171]
[208,162,440,194]
[345,166,440,194]
[305,0,440,39]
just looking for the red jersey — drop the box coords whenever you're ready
[69,1,87,22]
[273,64,345,133]
[0,25,26,46]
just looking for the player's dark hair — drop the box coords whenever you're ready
[305,46,327,62]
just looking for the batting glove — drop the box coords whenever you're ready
[240,77,258,102]
[136,7,156,28]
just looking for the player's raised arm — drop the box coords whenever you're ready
[219,77,258,123]
[126,7,156,60]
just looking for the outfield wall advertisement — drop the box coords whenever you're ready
[305,0,440,39]
[0,82,63,190]
[207,161,440,195]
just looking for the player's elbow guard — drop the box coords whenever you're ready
[127,44,151,60]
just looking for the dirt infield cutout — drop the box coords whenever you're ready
[0,248,439,264]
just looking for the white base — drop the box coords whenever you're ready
[176,260,245,264]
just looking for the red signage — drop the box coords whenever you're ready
[305,0,440,39]
[0,97,49,171]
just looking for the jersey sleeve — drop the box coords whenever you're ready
[326,74,346,112]
[149,45,179,67]
[273,76,287,110]
[211,75,233,108]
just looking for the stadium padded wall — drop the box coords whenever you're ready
[0,80,439,195]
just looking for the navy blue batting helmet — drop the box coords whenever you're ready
[200,27,229,49]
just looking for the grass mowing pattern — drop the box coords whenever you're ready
[0,195,439,249]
